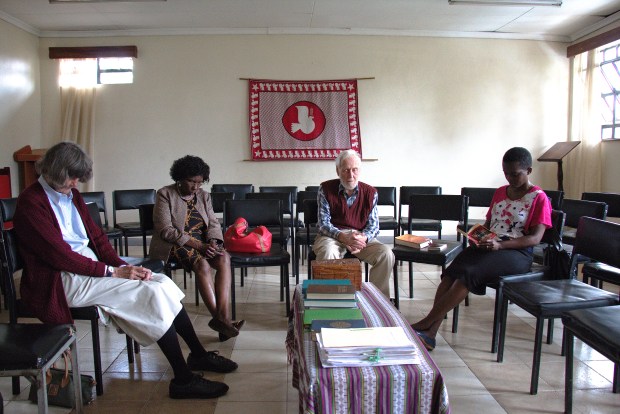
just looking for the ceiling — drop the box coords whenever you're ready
[1,0,620,42]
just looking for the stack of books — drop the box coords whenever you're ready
[302,279,364,331]
[315,326,421,367]
[395,234,448,252]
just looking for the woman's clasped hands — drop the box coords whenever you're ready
[114,265,153,281]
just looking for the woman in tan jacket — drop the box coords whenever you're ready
[150,155,243,341]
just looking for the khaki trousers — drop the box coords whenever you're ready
[312,235,394,298]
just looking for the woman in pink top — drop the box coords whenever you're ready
[411,147,552,351]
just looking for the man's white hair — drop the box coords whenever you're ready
[335,149,361,169]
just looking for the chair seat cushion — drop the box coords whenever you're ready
[392,240,462,266]
[488,262,548,289]
[582,262,620,285]
[562,226,577,245]
[503,279,619,317]
[229,248,290,266]
[0,324,74,370]
[379,216,398,230]
[562,305,620,363]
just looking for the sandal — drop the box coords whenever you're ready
[414,329,436,351]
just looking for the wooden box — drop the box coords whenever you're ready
[312,258,362,290]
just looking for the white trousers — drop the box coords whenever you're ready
[312,235,394,298]
[61,247,185,346]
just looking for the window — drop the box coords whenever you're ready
[59,57,133,87]
[599,42,620,140]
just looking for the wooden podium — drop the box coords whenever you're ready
[537,141,580,192]
[13,145,47,192]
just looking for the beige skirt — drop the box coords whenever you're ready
[61,246,185,346]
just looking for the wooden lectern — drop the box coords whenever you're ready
[13,145,47,192]
[537,141,580,192]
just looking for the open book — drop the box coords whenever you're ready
[457,223,497,246]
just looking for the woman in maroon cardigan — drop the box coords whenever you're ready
[14,142,236,400]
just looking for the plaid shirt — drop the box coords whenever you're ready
[317,182,379,241]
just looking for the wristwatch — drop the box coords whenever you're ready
[106,266,115,277]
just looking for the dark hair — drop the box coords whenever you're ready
[35,141,93,188]
[169,155,210,183]
[502,147,532,169]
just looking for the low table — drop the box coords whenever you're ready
[286,282,451,414]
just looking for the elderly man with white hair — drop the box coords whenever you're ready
[313,149,395,299]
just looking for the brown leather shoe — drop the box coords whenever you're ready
[208,318,239,339]
[218,320,245,342]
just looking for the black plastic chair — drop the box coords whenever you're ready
[246,192,293,251]
[138,203,195,303]
[112,189,156,256]
[484,209,566,354]
[393,194,468,311]
[563,305,620,414]
[497,217,620,395]
[0,323,83,412]
[82,191,123,254]
[457,187,495,243]
[560,198,608,246]
[305,185,320,192]
[211,184,254,200]
[398,186,442,238]
[375,186,398,239]
[223,199,291,318]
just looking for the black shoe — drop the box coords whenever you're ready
[169,374,229,399]
[187,351,238,373]
[219,320,246,342]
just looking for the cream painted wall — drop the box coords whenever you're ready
[0,20,41,196]
[36,34,567,207]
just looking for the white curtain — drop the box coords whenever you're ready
[565,50,603,199]
[60,86,97,191]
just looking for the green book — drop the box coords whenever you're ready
[301,279,351,294]
[303,308,363,326]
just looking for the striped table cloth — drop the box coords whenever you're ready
[286,283,451,414]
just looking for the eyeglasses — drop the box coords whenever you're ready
[183,178,206,186]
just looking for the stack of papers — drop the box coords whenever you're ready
[316,327,420,367]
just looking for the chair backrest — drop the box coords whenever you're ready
[1,228,22,323]
[224,199,284,247]
[582,192,620,217]
[211,184,254,200]
[257,188,297,215]
[460,187,495,208]
[572,217,620,272]
[0,197,17,230]
[543,189,564,210]
[247,192,293,216]
[138,203,155,233]
[211,192,235,214]
[112,189,156,225]
[540,209,566,245]
[375,186,397,216]
[260,186,298,204]
[398,186,442,221]
[86,202,104,228]
[296,190,318,224]
[561,198,608,228]
[305,185,320,192]
[302,199,319,244]
[82,191,109,227]
[407,194,468,224]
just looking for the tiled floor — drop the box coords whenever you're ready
[1,243,619,413]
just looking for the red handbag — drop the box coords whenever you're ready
[224,217,273,253]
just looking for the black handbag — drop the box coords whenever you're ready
[28,351,96,408]
[543,228,572,280]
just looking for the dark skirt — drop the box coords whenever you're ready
[443,247,533,295]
